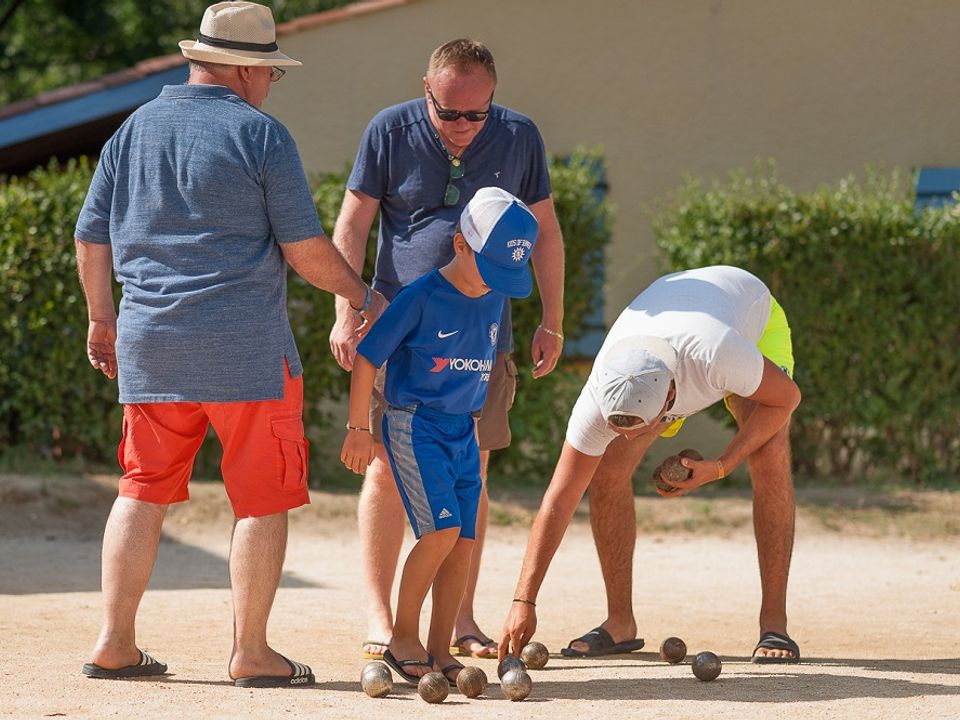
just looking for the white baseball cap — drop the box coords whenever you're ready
[459,187,538,298]
[592,336,678,424]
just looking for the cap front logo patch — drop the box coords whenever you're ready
[511,248,525,262]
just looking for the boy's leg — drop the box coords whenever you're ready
[454,352,515,656]
[391,527,460,675]
[452,450,491,655]
[429,537,475,674]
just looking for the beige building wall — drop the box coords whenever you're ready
[267,0,960,456]
[271,0,960,316]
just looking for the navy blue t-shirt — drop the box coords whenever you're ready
[356,271,505,415]
[347,98,552,352]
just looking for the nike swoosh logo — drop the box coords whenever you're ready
[437,330,459,339]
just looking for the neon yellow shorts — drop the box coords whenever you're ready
[660,295,794,438]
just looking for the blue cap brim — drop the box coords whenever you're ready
[474,252,533,298]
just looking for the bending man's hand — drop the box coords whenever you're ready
[660,456,721,497]
[530,325,563,379]
[499,602,538,660]
[87,319,117,379]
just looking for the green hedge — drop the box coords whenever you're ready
[652,163,960,481]
[0,150,611,482]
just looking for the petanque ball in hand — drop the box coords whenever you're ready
[500,669,533,701]
[691,651,722,681]
[659,636,687,664]
[360,661,392,698]
[520,641,549,670]
[497,655,526,679]
[456,665,488,698]
[417,671,449,703]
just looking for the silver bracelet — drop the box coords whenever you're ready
[538,325,564,340]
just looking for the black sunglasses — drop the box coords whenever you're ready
[443,156,464,207]
[426,86,492,123]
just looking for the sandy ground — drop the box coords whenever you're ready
[1,473,959,719]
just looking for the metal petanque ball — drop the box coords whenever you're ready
[418,671,449,703]
[659,636,687,664]
[691,651,722,681]
[360,661,393,698]
[520,641,549,670]
[456,665,488,698]
[500,669,533,701]
[497,655,527,679]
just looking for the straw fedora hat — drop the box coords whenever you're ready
[179,2,301,67]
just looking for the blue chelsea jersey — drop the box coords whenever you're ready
[356,270,505,415]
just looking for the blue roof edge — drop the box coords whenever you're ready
[0,64,188,150]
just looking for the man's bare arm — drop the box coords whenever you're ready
[281,234,385,327]
[330,190,381,370]
[527,196,565,379]
[75,240,118,379]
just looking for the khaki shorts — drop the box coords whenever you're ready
[370,352,517,451]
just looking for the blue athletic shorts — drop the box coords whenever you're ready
[382,405,482,539]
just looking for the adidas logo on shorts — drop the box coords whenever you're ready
[438,508,453,519]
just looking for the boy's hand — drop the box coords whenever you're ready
[341,429,375,475]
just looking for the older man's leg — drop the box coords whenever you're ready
[228,511,294,679]
[358,447,405,657]
[568,432,657,652]
[729,396,796,660]
[90,497,167,669]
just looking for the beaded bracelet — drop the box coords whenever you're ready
[716,459,726,480]
[513,598,536,607]
[538,325,564,340]
[346,423,370,433]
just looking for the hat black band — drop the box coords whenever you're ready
[197,32,278,52]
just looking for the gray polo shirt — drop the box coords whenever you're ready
[75,84,323,403]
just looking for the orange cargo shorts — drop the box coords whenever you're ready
[117,363,310,518]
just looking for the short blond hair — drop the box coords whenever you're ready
[427,39,497,82]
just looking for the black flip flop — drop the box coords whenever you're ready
[440,662,465,687]
[82,650,168,679]
[560,627,645,657]
[233,655,315,687]
[751,631,801,664]
[383,649,435,685]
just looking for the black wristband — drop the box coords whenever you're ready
[512,598,536,607]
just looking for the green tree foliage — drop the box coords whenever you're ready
[0,0,351,106]
[652,162,960,482]
[0,150,612,485]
